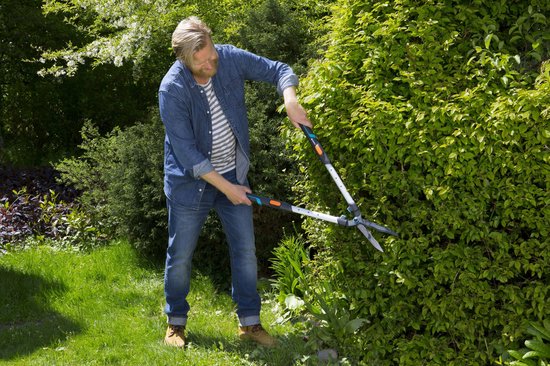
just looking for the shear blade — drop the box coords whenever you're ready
[361,219,398,237]
[357,224,384,252]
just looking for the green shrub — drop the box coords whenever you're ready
[231,0,313,66]
[291,0,550,364]
[55,115,167,259]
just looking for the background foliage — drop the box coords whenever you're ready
[290,0,549,364]
[0,0,156,166]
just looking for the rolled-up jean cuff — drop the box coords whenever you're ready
[239,315,260,327]
[168,316,187,327]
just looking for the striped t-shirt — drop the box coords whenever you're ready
[200,79,236,174]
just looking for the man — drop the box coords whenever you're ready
[158,16,311,348]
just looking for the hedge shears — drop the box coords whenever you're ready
[247,124,397,252]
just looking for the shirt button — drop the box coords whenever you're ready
[199,189,203,192]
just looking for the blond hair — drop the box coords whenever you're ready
[171,16,213,66]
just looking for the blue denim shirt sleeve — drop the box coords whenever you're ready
[227,46,299,95]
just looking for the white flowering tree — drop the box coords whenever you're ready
[37,0,286,78]
[38,0,318,78]
[39,0,198,77]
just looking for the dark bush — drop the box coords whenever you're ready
[0,166,98,250]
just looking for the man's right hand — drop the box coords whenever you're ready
[283,86,312,129]
[223,183,252,206]
[200,170,252,206]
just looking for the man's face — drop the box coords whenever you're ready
[189,40,218,83]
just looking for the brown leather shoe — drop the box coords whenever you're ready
[238,324,277,347]
[164,324,186,348]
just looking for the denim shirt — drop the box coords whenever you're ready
[158,44,299,208]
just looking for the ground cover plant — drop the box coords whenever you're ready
[0,166,86,250]
[0,242,313,365]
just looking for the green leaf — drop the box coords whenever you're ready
[523,350,543,359]
[525,339,550,358]
[528,322,550,341]
[485,34,494,49]
[509,350,526,360]
[345,318,367,334]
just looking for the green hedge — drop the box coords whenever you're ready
[293,0,550,364]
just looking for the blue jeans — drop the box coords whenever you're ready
[164,170,261,327]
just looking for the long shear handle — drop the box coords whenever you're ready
[299,124,359,215]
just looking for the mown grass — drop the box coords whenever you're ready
[0,242,309,365]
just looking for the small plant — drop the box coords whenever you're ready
[502,320,550,366]
[271,235,367,361]
[271,235,309,304]
[302,280,368,354]
[39,189,60,224]
[58,207,108,251]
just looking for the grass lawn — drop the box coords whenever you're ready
[0,242,309,365]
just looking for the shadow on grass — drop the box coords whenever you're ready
[0,267,82,360]
[186,331,308,365]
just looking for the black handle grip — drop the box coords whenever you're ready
[299,124,330,165]
[247,194,293,212]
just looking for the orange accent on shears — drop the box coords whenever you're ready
[315,144,323,156]
[269,200,282,207]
